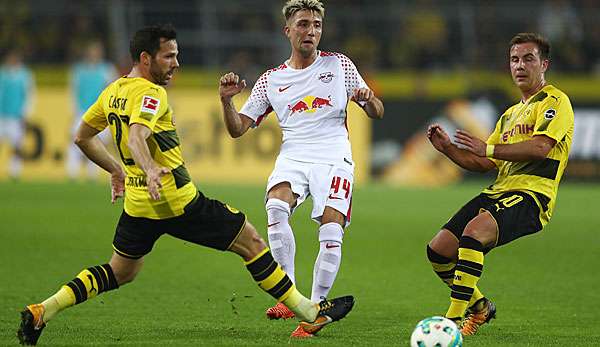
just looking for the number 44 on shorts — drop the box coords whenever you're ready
[329,176,351,200]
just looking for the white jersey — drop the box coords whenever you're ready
[240,51,369,164]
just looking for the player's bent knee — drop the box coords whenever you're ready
[428,229,459,260]
[319,222,344,244]
[321,207,345,226]
[109,253,143,285]
[462,212,498,248]
[230,222,267,261]
[266,198,291,216]
[266,183,296,206]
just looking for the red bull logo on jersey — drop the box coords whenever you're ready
[288,95,333,115]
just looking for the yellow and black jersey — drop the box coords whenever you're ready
[82,76,196,219]
[483,84,574,225]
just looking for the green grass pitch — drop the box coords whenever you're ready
[1,181,599,346]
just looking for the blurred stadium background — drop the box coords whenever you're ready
[1,0,599,183]
[2,1,599,346]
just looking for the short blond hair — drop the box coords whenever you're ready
[282,0,325,21]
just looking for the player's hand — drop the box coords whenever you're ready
[147,166,171,201]
[351,88,374,103]
[454,129,486,157]
[219,72,246,101]
[110,168,126,204]
[427,124,451,152]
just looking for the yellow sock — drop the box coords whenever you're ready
[469,287,485,308]
[40,264,119,323]
[41,286,76,323]
[427,245,486,309]
[282,288,318,322]
[245,248,316,321]
[446,236,484,319]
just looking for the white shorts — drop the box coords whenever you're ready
[0,118,25,147]
[266,156,355,226]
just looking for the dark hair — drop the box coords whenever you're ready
[509,33,550,60]
[130,24,177,62]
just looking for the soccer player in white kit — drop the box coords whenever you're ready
[219,0,384,337]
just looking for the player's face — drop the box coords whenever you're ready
[150,39,179,86]
[285,10,323,58]
[509,42,548,92]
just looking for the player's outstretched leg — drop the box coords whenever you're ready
[445,236,485,323]
[311,222,343,302]
[17,255,140,345]
[233,222,355,333]
[265,198,297,320]
[426,243,485,308]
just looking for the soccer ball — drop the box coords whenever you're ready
[410,316,463,347]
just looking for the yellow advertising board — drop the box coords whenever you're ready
[0,87,371,184]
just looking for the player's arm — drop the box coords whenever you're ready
[427,124,496,172]
[219,72,254,138]
[74,122,125,203]
[352,88,384,119]
[454,129,556,161]
[127,123,170,200]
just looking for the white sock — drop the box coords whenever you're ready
[311,222,344,302]
[266,198,296,284]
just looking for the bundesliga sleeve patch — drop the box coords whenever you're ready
[141,95,160,115]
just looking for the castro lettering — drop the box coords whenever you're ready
[109,95,127,111]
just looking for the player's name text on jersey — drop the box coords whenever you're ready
[126,176,147,187]
[109,95,127,111]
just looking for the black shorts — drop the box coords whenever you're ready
[113,191,247,259]
[443,191,548,250]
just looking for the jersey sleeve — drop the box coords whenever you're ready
[239,72,272,126]
[532,93,574,142]
[485,115,504,167]
[486,115,503,145]
[81,90,108,131]
[129,87,167,130]
[338,53,370,107]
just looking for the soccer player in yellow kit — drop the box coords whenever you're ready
[426,33,574,336]
[17,25,354,346]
